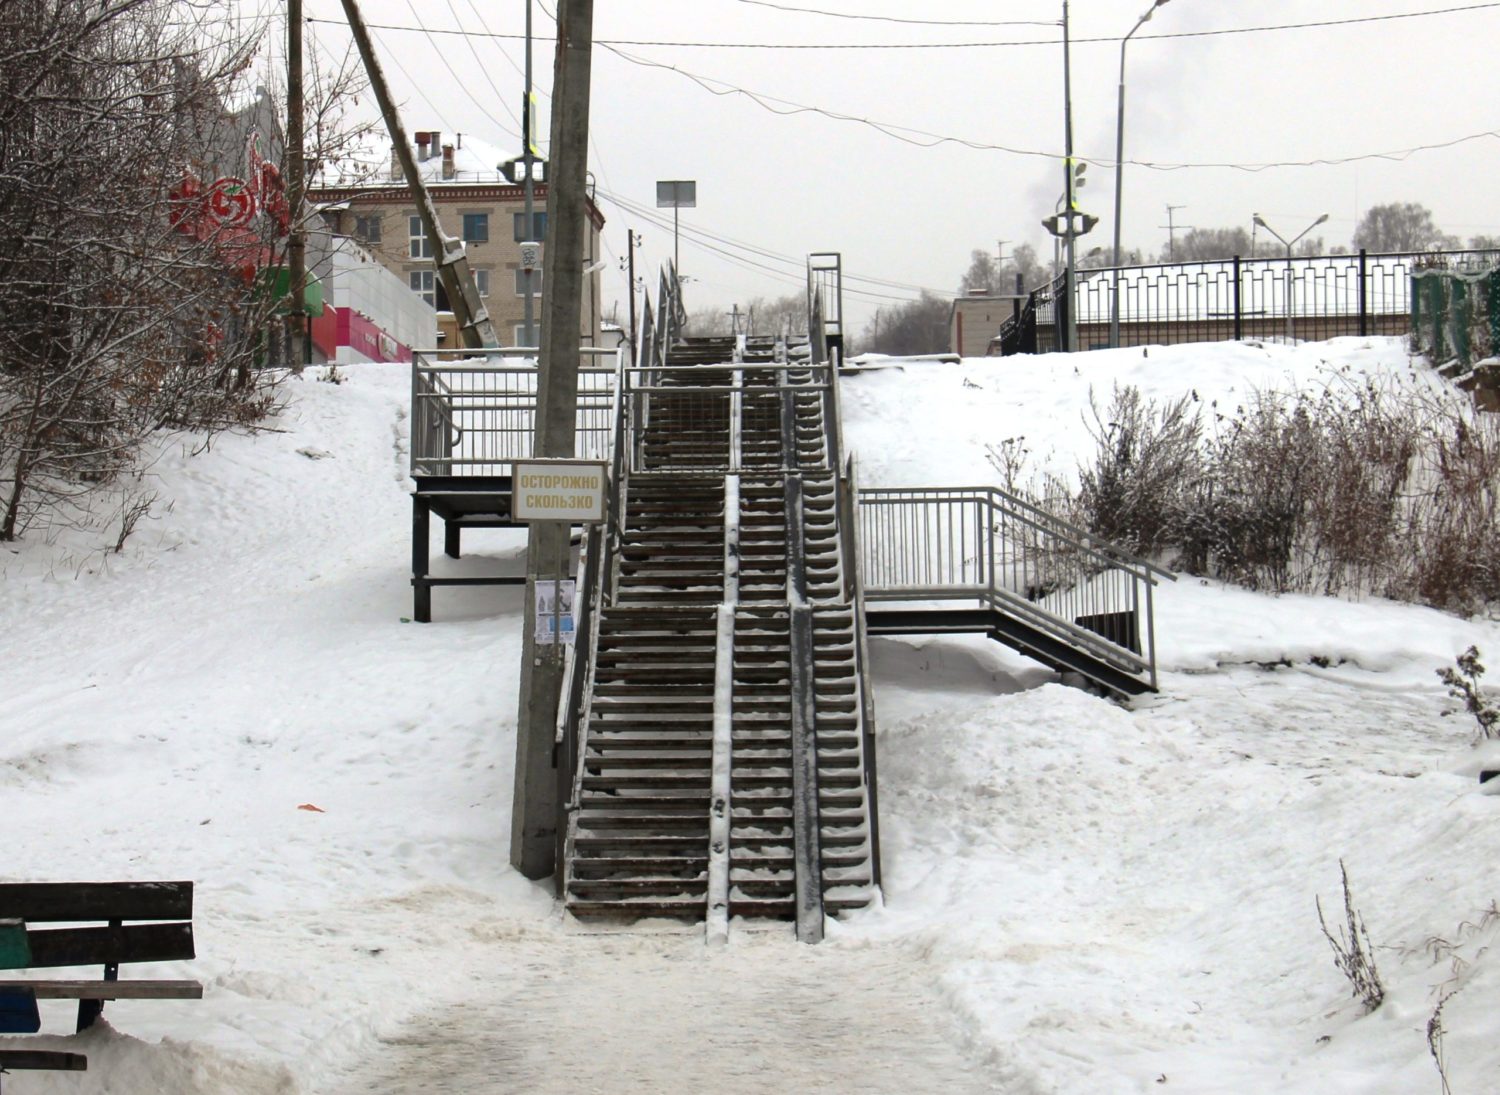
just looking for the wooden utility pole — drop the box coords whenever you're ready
[287,0,307,372]
[511,0,595,879]
[338,0,498,349]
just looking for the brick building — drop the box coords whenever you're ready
[309,132,605,349]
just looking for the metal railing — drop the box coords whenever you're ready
[808,252,843,357]
[1000,248,1500,355]
[409,347,620,476]
[857,484,1173,689]
[621,362,836,476]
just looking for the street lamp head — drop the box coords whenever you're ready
[1314,213,1329,227]
[1253,213,1268,229]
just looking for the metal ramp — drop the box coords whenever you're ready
[855,485,1173,697]
[559,311,882,942]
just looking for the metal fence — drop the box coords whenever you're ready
[856,484,1171,689]
[1000,248,1500,355]
[1412,267,1500,370]
[409,348,619,477]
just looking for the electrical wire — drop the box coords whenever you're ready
[306,3,1500,49]
[602,45,1500,173]
[596,188,943,303]
[598,186,945,295]
[728,0,1057,27]
[401,0,520,140]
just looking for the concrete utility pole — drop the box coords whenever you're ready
[287,0,307,372]
[1062,1,1079,353]
[511,0,595,880]
[522,0,537,347]
[339,0,497,349]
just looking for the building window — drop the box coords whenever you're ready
[462,213,489,243]
[475,269,490,297]
[515,268,541,298]
[355,214,381,244]
[409,269,435,307]
[409,215,432,259]
[513,324,538,346]
[512,211,547,242]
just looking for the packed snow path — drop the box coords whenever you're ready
[330,933,995,1094]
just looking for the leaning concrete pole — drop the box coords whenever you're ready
[511,0,594,879]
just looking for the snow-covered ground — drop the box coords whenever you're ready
[6,337,1500,1093]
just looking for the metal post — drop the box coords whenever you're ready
[512,0,595,880]
[1110,2,1169,350]
[1358,247,1369,336]
[1232,254,1242,341]
[1061,0,1078,354]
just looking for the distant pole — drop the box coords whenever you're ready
[627,227,637,350]
[1062,0,1078,354]
[522,0,536,347]
[287,0,307,372]
[1111,0,1171,349]
[511,0,595,880]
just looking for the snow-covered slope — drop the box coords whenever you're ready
[4,339,1500,1093]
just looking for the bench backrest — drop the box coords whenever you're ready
[0,882,194,968]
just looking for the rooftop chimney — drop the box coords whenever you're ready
[429,132,441,165]
[415,131,430,162]
[441,144,456,181]
[390,144,401,181]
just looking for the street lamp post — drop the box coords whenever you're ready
[1252,212,1329,343]
[1110,0,1171,349]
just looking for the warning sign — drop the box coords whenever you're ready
[512,459,607,523]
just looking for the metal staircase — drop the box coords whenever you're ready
[560,321,881,942]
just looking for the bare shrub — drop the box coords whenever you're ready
[1428,989,1455,1095]
[1075,385,1202,557]
[1437,646,1500,740]
[1058,368,1500,613]
[1317,860,1385,1013]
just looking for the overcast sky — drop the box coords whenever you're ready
[297,0,1500,333]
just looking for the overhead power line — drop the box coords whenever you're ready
[307,4,1500,49]
[602,45,1500,172]
[595,188,941,304]
[729,0,1058,27]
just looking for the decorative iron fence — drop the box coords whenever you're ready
[999,248,1500,355]
[857,484,1172,689]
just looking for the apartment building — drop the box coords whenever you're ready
[309,131,605,348]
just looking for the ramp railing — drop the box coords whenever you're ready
[409,347,619,476]
[857,485,1174,690]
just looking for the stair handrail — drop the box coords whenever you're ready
[409,352,463,475]
[553,513,607,896]
[838,454,882,887]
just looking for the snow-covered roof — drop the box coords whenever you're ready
[314,132,522,189]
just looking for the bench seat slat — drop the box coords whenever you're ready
[0,1050,88,1071]
[24,922,194,968]
[0,979,202,1000]
[0,882,193,923]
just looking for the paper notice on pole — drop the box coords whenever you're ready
[535,579,576,645]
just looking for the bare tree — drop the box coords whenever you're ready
[860,292,949,356]
[1352,202,1459,253]
[0,1,368,540]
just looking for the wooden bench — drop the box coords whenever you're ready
[0,881,202,1039]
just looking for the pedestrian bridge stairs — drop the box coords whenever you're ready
[563,335,879,941]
